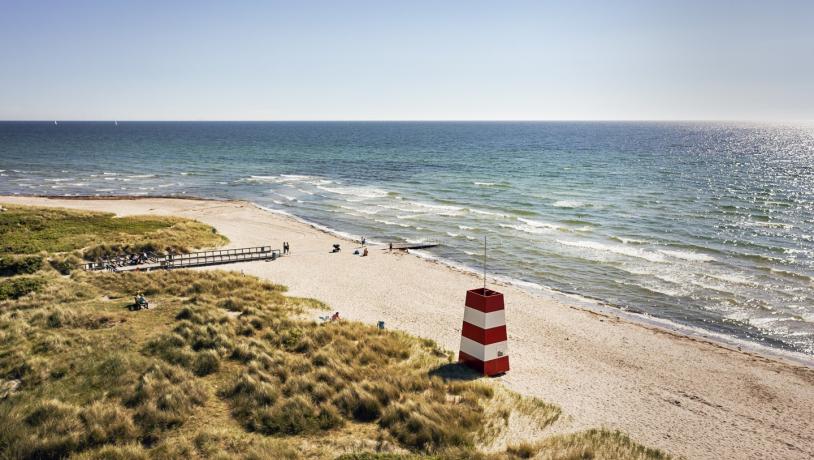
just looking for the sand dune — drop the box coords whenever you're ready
[4,195,813,460]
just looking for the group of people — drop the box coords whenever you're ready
[97,252,151,271]
[131,292,149,311]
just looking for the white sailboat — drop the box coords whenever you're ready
[54,120,58,125]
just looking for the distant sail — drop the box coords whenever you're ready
[54,120,58,125]
[114,120,118,126]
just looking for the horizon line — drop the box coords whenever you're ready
[1,119,813,124]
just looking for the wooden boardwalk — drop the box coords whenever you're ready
[84,246,281,272]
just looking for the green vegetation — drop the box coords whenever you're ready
[0,255,43,277]
[0,276,46,300]
[0,204,668,459]
[0,204,227,258]
[509,430,670,460]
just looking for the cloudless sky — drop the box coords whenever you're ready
[1,0,812,121]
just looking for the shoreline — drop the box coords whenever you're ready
[6,194,812,364]
[247,202,814,369]
[3,195,814,459]
[8,193,814,367]
[27,193,807,367]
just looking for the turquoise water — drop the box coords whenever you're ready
[1,121,813,354]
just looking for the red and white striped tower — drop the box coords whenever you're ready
[458,287,509,376]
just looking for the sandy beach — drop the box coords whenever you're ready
[3,195,813,460]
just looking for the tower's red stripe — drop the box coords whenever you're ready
[461,322,507,344]
[465,289,505,313]
[458,351,510,376]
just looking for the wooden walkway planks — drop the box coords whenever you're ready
[84,246,281,272]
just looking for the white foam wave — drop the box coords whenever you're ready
[316,185,388,200]
[659,250,715,262]
[705,272,753,285]
[469,208,511,218]
[410,201,463,212]
[375,219,410,228]
[558,239,665,262]
[552,200,584,208]
[396,213,431,220]
[518,217,563,230]
[499,223,552,235]
[280,174,316,181]
[340,205,379,215]
[611,236,651,245]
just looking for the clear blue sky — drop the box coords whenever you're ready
[1,0,812,121]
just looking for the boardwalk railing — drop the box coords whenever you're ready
[83,246,280,272]
[161,246,279,269]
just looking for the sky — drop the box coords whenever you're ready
[1,0,812,121]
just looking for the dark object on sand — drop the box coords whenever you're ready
[331,244,341,253]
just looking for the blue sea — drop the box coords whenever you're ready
[1,121,813,355]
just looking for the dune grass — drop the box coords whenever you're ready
[0,204,668,459]
[0,204,227,258]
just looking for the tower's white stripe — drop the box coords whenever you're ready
[459,336,509,362]
[463,307,506,330]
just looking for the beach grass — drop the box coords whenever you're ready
[0,203,227,257]
[0,204,668,459]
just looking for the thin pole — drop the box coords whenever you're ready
[483,235,487,291]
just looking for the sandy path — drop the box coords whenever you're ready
[4,196,813,459]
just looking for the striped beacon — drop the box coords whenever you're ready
[458,287,509,376]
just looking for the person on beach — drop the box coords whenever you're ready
[361,236,366,245]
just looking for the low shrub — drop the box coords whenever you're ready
[334,384,384,422]
[379,397,482,451]
[254,395,343,435]
[125,364,207,435]
[0,276,45,300]
[48,254,82,275]
[193,350,221,376]
[533,429,670,460]
[0,255,43,277]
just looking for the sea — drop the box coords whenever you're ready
[1,121,813,356]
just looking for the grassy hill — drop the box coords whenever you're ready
[0,204,668,459]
